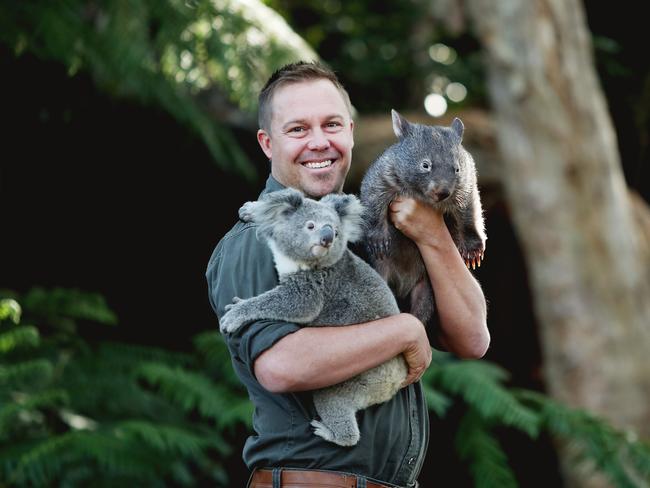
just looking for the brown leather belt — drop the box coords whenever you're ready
[248,468,399,488]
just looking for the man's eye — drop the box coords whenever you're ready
[288,126,305,133]
[326,122,342,129]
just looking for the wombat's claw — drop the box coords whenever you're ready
[463,250,484,269]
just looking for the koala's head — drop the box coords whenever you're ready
[239,188,364,269]
[391,109,468,205]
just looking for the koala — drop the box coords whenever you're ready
[220,188,407,447]
[360,110,486,326]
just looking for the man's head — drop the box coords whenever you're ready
[257,61,355,198]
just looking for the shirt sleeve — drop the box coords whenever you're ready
[206,223,300,377]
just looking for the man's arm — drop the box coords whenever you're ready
[389,197,490,359]
[254,312,431,393]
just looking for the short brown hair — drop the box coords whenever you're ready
[258,61,352,132]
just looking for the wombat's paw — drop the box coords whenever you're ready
[238,202,255,222]
[310,420,359,446]
[366,235,391,260]
[460,244,485,270]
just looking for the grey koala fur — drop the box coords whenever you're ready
[360,110,486,326]
[219,188,407,447]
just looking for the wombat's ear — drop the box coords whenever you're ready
[451,118,464,142]
[239,188,304,225]
[391,109,413,140]
[321,193,364,243]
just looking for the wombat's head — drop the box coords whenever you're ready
[239,188,364,269]
[391,110,471,205]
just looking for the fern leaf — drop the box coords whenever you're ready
[456,409,519,488]
[136,362,252,429]
[426,360,540,438]
[21,287,118,326]
[0,326,40,354]
[0,298,22,324]
[0,359,53,389]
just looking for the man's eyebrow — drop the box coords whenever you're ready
[281,114,345,130]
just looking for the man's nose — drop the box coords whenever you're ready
[307,128,330,151]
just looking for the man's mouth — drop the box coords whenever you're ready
[302,159,335,169]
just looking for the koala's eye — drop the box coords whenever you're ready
[421,160,431,171]
[334,229,339,237]
[455,166,460,173]
[306,221,315,230]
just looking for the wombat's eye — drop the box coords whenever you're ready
[306,221,315,230]
[421,160,431,171]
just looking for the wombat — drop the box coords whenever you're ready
[359,110,486,326]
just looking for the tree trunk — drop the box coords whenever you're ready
[463,0,650,480]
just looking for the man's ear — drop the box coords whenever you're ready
[257,129,273,159]
[321,193,364,243]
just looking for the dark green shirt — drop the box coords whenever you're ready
[205,175,429,487]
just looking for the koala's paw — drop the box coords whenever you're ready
[238,202,255,222]
[458,237,486,270]
[224,297,242,312]
[311,420,359,446]
[219,311,243,334]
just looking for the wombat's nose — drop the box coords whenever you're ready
[435,189,451,201]
[319,225,335,247]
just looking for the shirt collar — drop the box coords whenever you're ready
[259,173,286,198]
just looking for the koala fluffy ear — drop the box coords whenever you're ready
[391,109,414,140]
[321,193,364,243]
[451,117,464,143]
[239,188,304,226]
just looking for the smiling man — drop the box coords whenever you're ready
[206,61,489,488]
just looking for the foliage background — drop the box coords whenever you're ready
[1,1,649,486]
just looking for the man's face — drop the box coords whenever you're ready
[257,79,354,198]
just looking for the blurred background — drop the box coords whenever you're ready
[1,1,649,487]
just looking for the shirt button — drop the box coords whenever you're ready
[408,457,416,465]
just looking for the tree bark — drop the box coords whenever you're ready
[463,0,650,448]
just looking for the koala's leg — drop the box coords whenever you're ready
[409,278,435,326]
[219,281,325,334]
[311,392,360,447]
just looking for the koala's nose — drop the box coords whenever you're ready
[319,225,335,247]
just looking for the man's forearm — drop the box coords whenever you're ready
[254,313,422,393]
[417,233,490,358]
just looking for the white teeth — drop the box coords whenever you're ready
[304,160,332,169]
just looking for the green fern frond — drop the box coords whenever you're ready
[21,287,118,326]
[0,359,53,389]
[456,408,519,488]
[99,341,194,367]
[425,360,540,438]
[0,326,40,354]
[421,383,453,418]
[136,362,252,429]
[111,420,229,456]
[192,330,243,386]
[0,389,69,440]
[0,298,22,324]
[516,389,650,487]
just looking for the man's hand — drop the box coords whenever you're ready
[401,315,432,387]
[389,196,446,247]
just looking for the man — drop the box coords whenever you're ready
[206,61,489,488]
